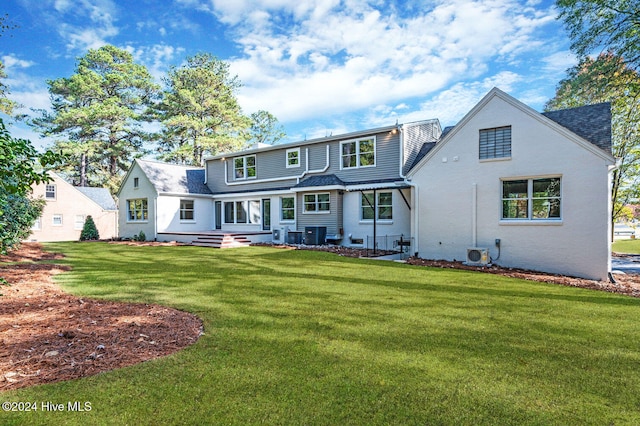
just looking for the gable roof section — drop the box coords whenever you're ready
[542,103,612,153]
[293,174,345,189]
[136,159,212,195]
[407,88,615,176]
[75,187,117,210]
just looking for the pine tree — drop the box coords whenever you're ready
[80,215,100,241]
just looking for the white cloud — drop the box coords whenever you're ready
[1,55,35,70]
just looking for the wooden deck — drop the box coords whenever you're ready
[157,231,272,249]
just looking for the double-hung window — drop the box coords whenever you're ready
[281,197,295,221]
[361,192,393,221]
[45,184,56,200]
[502,177,561,220]
[286,148,300,168]
[180,199,195,221]
[234,155,256,180]
[341,137,376,169]
[480,126,511,160]
[303,193,330,213]
[127,198,148,221]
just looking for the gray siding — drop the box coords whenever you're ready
[296,190,342,237]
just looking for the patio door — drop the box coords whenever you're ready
[262,199,271,231]
[215,201,222,230]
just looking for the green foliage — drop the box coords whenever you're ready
[156,53,251,165]
[79,215,100,241]
[131,230,146,242]
[545,53,640,222]
[10,242,640,425]
[30,45,160,192]
[246,110,286,145]
[556,0,640,70]
[0,118,58,254]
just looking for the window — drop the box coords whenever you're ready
[281,197,295,221]
[480,126,511,160]
[45,184,56,200]
[127,198,148,221]
[223,200,260,224]
[133,177,139,188]
[361,192,393,221]
[32,217,41,231]
[286,148,300,168]
[341,137,376,169]
[180,199,195,221]
[502,177,561,220]
[234,155,256,180]
[52,214,63,226]
[74,215,85,230]
[303,193,330,213]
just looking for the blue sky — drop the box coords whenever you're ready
[2,0,575,150]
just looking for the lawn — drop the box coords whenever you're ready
[613,238,640,254]
[3,242,640,425]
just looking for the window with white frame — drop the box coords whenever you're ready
[52,214,63,226]
[502,177,561,220]
[234,155,256,180]
[341,137,375,169]
[45,184,56,200]
[303,193,330,213]
[281,197,295,221]
[74,215,85,230]
[223,200,261,224]
[32,217,41,231]
[361,192,393,221]
[127,198,148,221]
[180,199,195,221]
[480,126,511,160]
[286,148,300,168]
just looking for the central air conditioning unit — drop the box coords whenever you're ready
[466,248,490,266]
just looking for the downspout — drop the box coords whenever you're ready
[472,183,477,247]
[399,124,419,256]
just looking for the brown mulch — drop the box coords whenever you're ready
[0,243,203,392]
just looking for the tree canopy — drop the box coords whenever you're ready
[246,110,286,146]
[556,0,640,69]
[545,53,640,223]
[156,53,251,165]
[31,45,160,192]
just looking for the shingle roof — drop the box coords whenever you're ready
[542,102,612,153]
[137,159,213,195]
[407,142,437,172]
[75,187,117,210]
[293,174,345,188]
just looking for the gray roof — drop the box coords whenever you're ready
[408,142,437,172]
[293,174,345,188]
[137,159,213,195]
[75,186,117,210]
[542,102,612,153]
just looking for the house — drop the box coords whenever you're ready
[407,88,615,281]
[117,88,615,280]
[28,172,118,242]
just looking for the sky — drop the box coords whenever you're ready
[1,0,577,151]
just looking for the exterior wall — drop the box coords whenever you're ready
[27,174,117,242]
[156,195,213,233]
[410,94,613,280]
[118,162,157,240]
[342,188,412,247]
[295,190,342,237]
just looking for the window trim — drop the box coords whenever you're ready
[52,214,63,226]
[233,155,257,180]
[360,191,393,222]
[74,214,86,230]
[286,148,300,168]
[500,176,562,222]
[340,136,376,169]
[133,177,139,189]
[45,184,57,200]
[223,200,261,224]
[280,196,296,222]
[127,198,149,222]
[479,126,512,161]
[303,193,330,214]
[180,199,195,222]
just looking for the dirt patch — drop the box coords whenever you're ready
[0,243,203,392]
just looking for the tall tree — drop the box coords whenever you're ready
[156,53,250,165]
[556,0,640,69]
[0,14,19,116]
[246,110,286,146]
[545,53,640,225]
[31,45,160,191]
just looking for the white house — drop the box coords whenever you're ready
[117,88,615,280]
[406,88,615,281]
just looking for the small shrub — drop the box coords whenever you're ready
[133,230,146,242]
[80,215,100,241]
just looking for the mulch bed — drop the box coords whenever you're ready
[0,243,203,392]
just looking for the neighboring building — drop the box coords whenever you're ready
[117,88,615,280]
[28,172,118,242]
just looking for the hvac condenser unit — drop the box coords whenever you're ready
[466,248,490,266]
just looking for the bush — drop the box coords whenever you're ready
[80,215,100,241]
[132,230,146,242]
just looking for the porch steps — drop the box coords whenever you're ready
[191,233,252,249]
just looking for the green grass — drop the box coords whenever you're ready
[3,242,640,425]
[613,238,640,254]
